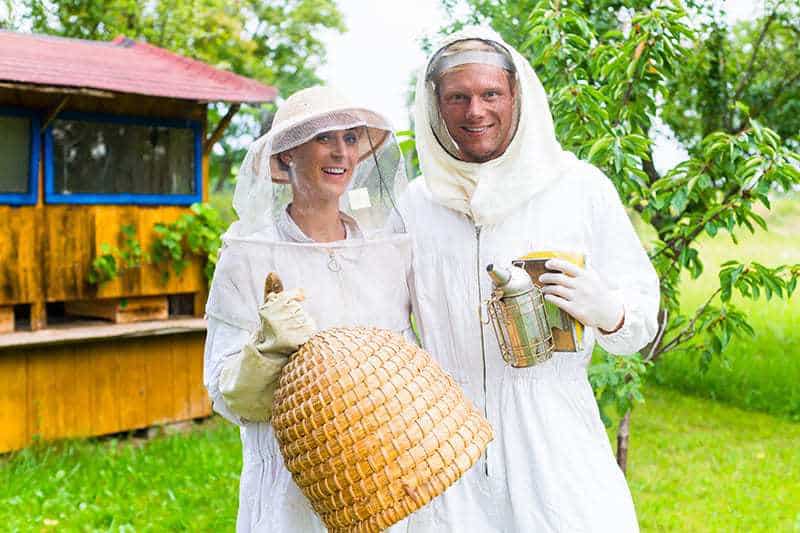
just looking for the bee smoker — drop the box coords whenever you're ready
[485,263,554,367]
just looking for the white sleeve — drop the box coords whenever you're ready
[590,174,660,355]
[203,317,250,425]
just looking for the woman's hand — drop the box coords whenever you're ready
[219,288,316,423]
[537,259,624,334]
[253,288,316,354]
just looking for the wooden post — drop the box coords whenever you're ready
[32,133,47,331]
[30,301,47,331]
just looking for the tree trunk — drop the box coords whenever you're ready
[616,408,632,475]
[213,156,234,194]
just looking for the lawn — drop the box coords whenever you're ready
[625,386,800,532]
[2,385,798,532]
[648,195,800,420]
[0,422,242,531]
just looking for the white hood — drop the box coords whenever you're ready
[414,26,571,226]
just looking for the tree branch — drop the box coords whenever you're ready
[748,69,800,123]
[614,37,647,127]
[642,151,661,185]
[644,308,669,363]
[616,409,632,473]
[731,11,777,105]
[649,179,742,264]
[657,287,722,356]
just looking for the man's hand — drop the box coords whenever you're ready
[538,259,624,334]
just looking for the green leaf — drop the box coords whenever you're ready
[588,135,614,161]
[669,188,689,216]
[749,212,768,232]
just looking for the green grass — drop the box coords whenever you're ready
[625,386,800,532]
[649,195,800,420]
[0,421,242,531]
[2,386,799,532]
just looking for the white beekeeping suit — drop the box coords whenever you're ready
[399,27,659,532]
[204,87,415,532]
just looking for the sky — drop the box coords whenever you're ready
[317,0,450,132]
[319,0,764,172]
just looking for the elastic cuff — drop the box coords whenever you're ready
[599,306,625,335]
[595,301,639,354]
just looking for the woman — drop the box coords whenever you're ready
[203,86,414,532]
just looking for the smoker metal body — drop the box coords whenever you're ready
[486,264,554,368]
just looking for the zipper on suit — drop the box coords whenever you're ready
[327,248,351,325]
[475,224,489,477]
[327,249,341,272]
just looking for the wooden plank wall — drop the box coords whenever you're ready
[0,207,41,306]
[0,331,211,453]
[45,205,206,302]
[0,205,205,306]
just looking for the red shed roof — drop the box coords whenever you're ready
[0,30,277,103]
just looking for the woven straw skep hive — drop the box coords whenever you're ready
[272,326,493,532]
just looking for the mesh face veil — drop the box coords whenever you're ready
[227,86,407,240]
[424,38,521,160]
[413,27,569,226]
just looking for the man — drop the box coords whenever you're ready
[399,27,659,532]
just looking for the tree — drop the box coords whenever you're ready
[440,0,800,472]
[1,0,345,191]
[662,1,800,150]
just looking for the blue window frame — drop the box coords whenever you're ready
[0,107,40,205]
[44,111,202,205]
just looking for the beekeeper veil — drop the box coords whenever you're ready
[207,87,413,334]
[226,85,408,240]
[415,26,571,226]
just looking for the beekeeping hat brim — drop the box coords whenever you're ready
[266,87,391,183]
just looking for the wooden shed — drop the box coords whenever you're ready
[0,30,276,452]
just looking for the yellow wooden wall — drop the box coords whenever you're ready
[50,205,206,301]
[0,206,42,305]
[0,205,206,305]
[0,332,210,453]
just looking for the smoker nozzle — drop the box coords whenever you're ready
[487,263,512,288]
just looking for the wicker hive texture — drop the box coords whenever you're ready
[271,326,493,532]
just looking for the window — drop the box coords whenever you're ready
[45,112,201,205]
[0,109,39,205]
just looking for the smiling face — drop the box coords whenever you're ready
[280,128,361,204]
[436,63,516,163]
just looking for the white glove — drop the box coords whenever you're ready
[219,289,316,422]
[250,288,316,354]
[538,259,625,334]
